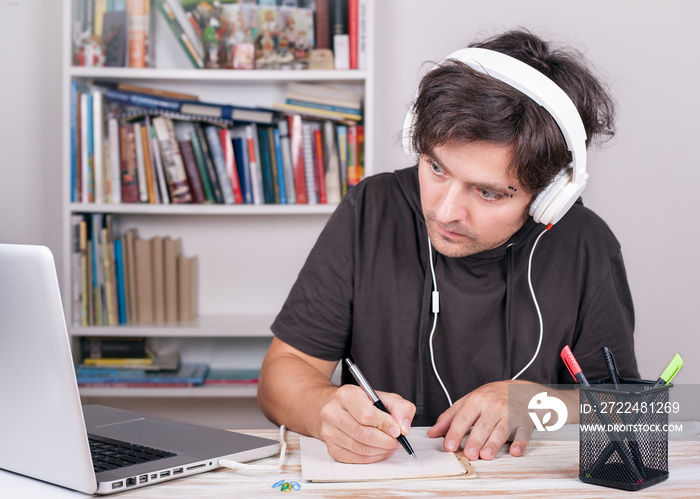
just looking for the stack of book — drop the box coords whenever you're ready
[70,83,365,206]
[70,214,198,327]
[76,337,201,388]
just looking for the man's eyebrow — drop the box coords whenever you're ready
[425,151,513,195]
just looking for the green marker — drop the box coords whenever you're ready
[652,353,683,387]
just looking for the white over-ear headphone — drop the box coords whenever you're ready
[402,47,589,226]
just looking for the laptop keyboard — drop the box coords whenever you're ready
[88,434,177,473]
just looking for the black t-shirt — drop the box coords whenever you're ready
[272,166,638,425]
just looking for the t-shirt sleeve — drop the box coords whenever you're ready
[567,250,639,382]
[270,191,358,361]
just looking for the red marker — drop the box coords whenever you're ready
[561,345,590,387]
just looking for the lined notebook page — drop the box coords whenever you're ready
[300,428,467,482]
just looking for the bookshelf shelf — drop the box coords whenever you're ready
[70,66,368,83]
[79,384,258,398]
[62,0,374,414]
[69,203,337,216]
[69,314,275,338]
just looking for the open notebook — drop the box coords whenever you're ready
[300,428,475,482]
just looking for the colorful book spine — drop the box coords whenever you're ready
[92,89,105,204]
[246,124,265,205]
[336,125,348,197]
[258,126,275,204]
[152,117,193,203]
[107,116,122,204]
[313,127,327,204]
[194,123,223,204]
[323,120,341,204]
[132,122,149,203]
[114,237,127,324]
[189,130,215,203]
[205,125,235,204]
[232,135,253,204]
[278,119,296,204]
[301,122,319,204]
[118,123,140,203]
[150,124,171,204]
[126,0,150,68]
[219,128,243,204]
[289,115,307,204]
[273,128,287,204]
[177,139,207,204]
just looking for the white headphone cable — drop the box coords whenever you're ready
[511,228,549,380]
[427,236,453,407]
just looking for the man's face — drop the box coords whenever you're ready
[418,141,534,258]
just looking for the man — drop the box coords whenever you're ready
[257,29,638,464]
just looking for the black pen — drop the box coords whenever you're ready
[601,347,621,390]
[344,358,417,459]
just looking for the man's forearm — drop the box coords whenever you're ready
[257,350,338,439]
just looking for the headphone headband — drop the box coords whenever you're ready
[403,47,589,225]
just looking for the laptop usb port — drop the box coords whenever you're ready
[160,471,171,478]
[173,468,184,475]
[139,474,148,484]
[112,481,123,489]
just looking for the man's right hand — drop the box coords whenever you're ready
[319,384,416,463]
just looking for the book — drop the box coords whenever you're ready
[220,128,244,204]
[70,82,80,203]
[116,83,198,102]
[312,126,327,204]
[205,125,235,204]
[323,120,342,204]
[174,121,207,204]
[80,92,93,203]
[187,127,215,203]
[81,337,147,360]
[273,102,360,123]
[285,82,362,111]
[347,124,360,187]
[134,236,154,323]
[90,213,105,326]
[301,122,319,204]
[288,115,307,204]
[272,127,287,204]
[203,368,260,385]
[153,0,204,68]
[231,133,253,204]
[163,0,204,62]
[80,351,180,371]
[194,123,223,204]
[277,119,296,204]
[335,125,348,197]
[257,126,276,204]
[70,214,83,325]
[151,235,165,323]
[118,123,139,203]
[357,0,367,70]
[314,0,331,50]
[348,0,358,69]
[177,138,207,204]
[131,122,149,203]
[123,228,138,324]
[91,89,105,203]
[114,237,127,324]
[329,0,348,53]
[102,88,277,124]
[76,363,208,386]
[177,254,198,322]
[152,116,193,203]
[107,115,122,203]
[141,118,159,203]
[102,10,128,67]
[79,217,89,326]
[333,33,350,70]
[126,0,150,68]
[245,124,265,205]
[150,123,171,204]
[163,237,181,323]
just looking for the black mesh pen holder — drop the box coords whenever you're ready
[577,378,671,491]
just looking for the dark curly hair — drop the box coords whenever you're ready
[410,29,616,194]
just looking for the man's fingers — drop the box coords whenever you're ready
[509,425,533,457]
[378,391,416,435]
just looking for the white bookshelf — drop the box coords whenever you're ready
[61,0,375,410]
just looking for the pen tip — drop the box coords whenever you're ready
[411,453,417,460]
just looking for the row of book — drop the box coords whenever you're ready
[74,0,368,71]
[76,338,260,387]
[71,213,198,327]
[70,83,365,206]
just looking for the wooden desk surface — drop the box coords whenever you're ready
[1,424,698,498]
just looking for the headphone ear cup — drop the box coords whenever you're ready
[529,167,588,225]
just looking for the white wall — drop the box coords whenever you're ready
[1,0,697,390]
[373,0,700,384]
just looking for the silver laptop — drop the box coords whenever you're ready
[0,243,280,494]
